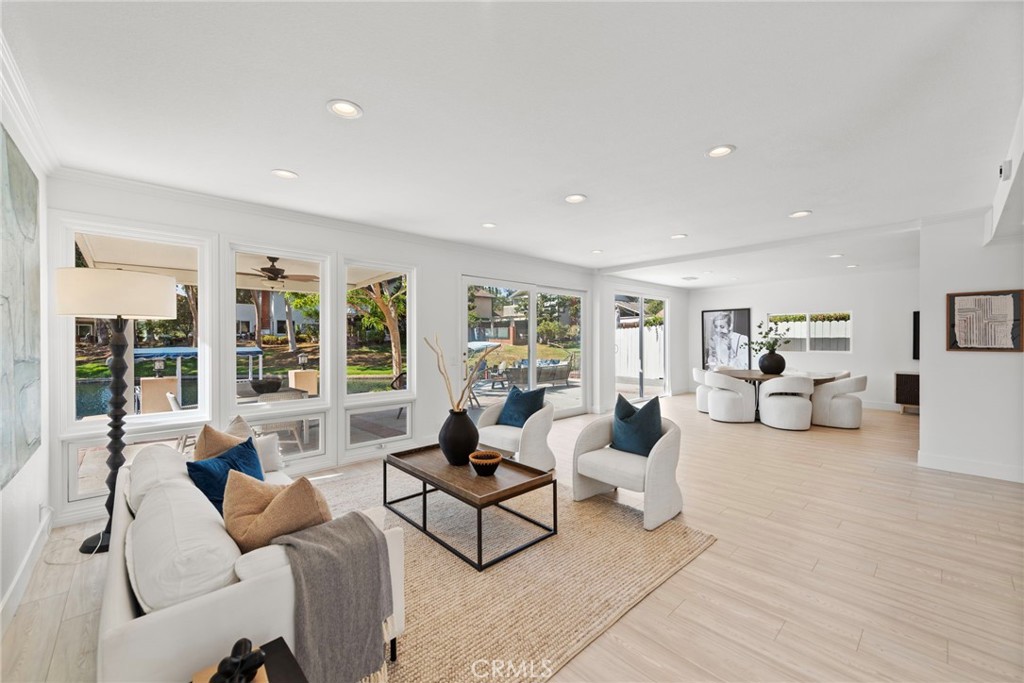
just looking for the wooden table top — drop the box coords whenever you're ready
[715,369,840,385]
[386,445,554,508]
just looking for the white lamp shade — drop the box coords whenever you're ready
[55,268,177,319]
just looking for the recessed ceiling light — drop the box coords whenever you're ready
[846,264,859,269]
[788,210,813,219]
[565,194,588,204]
[591,249,603,254]
[327,99,363,119]
[271,169,299,179]
[670,233,688,240]
[481,223,497,229]
[828,254,844,259]
[681,276,699,281]
[706,144,736,158]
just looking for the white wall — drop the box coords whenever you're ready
[0,40,53,630]
[919,210,1024,483]
[45,170,606,523]
[687,268,920,409]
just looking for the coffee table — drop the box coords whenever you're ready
[384,445,557,571]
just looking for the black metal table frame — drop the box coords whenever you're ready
[383,461,557,571]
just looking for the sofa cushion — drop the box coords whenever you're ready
[126,444,189,513]
[476,425,523,453]
[254,433,285,473]
[186,438,264,514]
[194,416,255,460]
[611,394,662,456]
[125,480,241,613]
[577,447,648,492]
[223,471,331,553]
[497,385,546,428]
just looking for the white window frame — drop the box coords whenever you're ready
[345,403,413,451]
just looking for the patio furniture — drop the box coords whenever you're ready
[140,377,178,414]
[758,376,814,430]
[287,369,319,396]
[254,389,310,450]
[503,363,571,387]
[489,361,508,389]
[572,415,683,530]
[476,400,556,471]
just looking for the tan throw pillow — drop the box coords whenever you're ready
[225,415,254,440]
[194,416,256,460]
[223,471,332,553]
[194,425,243,460]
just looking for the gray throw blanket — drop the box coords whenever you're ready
[273,511,393,683]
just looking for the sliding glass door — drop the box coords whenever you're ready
[465,279,586,420]
[614,294,666,401]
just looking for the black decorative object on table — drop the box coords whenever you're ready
[250,377,282,394]
[438,409,478,465]
[209,638,266,683]
[469,450,502,476]
[758,350,786,375]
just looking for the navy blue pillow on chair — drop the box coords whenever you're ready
[611,395,662,456]
[186,437,264,514]
[497,385,546,428]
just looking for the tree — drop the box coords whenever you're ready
[348,276,407,378]
[183,285,198,345]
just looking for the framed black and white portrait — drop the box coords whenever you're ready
[702,308,751,370]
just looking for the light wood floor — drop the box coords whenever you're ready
[4,394,1022,682]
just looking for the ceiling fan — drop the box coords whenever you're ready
[250,256,319,283]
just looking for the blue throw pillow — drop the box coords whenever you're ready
[186,438,264,514]
[497,385,546,428]
[611,395,662,456]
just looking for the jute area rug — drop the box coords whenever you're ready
[315,465,715,683]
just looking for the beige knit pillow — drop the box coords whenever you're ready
[194,416,255,460]
[223,471,332,553]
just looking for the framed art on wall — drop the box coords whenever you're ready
[702,308,751,369]
[946,290,1023,352]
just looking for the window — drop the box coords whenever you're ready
[73,232,201,420]
[767,312,852,352]
[614,294,666,400]
[347,405,411,447]
[537,291,584,412]
[248,413,325,461]
[234,251,322,404]
[346,265,409,395]
[71,431,196,501]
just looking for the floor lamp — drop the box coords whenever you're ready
[56,267,177,553]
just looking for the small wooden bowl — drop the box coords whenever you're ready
[469,450,502,476]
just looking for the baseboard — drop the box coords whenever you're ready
[0,509,52,633]
[863,401,901,412]
[917,450,1024,484]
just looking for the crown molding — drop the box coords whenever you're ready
[0,32,59,173]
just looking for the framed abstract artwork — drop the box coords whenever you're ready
[946,290,1023,352]
[702,308,751,369]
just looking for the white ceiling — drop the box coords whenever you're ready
[6,2,1022,287]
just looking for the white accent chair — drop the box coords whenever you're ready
[692,368,710,414]
[705,372,756,423]
[759,376,814,431]
[812,375,868,428]
[477,400,556,471]
[572,416,682,530]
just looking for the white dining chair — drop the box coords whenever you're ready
[705,372,756,423]
[692,368,710,414]
[759,376,814,431]
[812,375,868,428]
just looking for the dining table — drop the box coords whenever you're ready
[713,368,844,420]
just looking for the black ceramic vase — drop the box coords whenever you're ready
[438,410,478,466]
[758,351,786,375]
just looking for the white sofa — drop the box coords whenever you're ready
[97,449,405,682]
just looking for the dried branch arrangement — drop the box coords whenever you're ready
[424,335,498,412]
